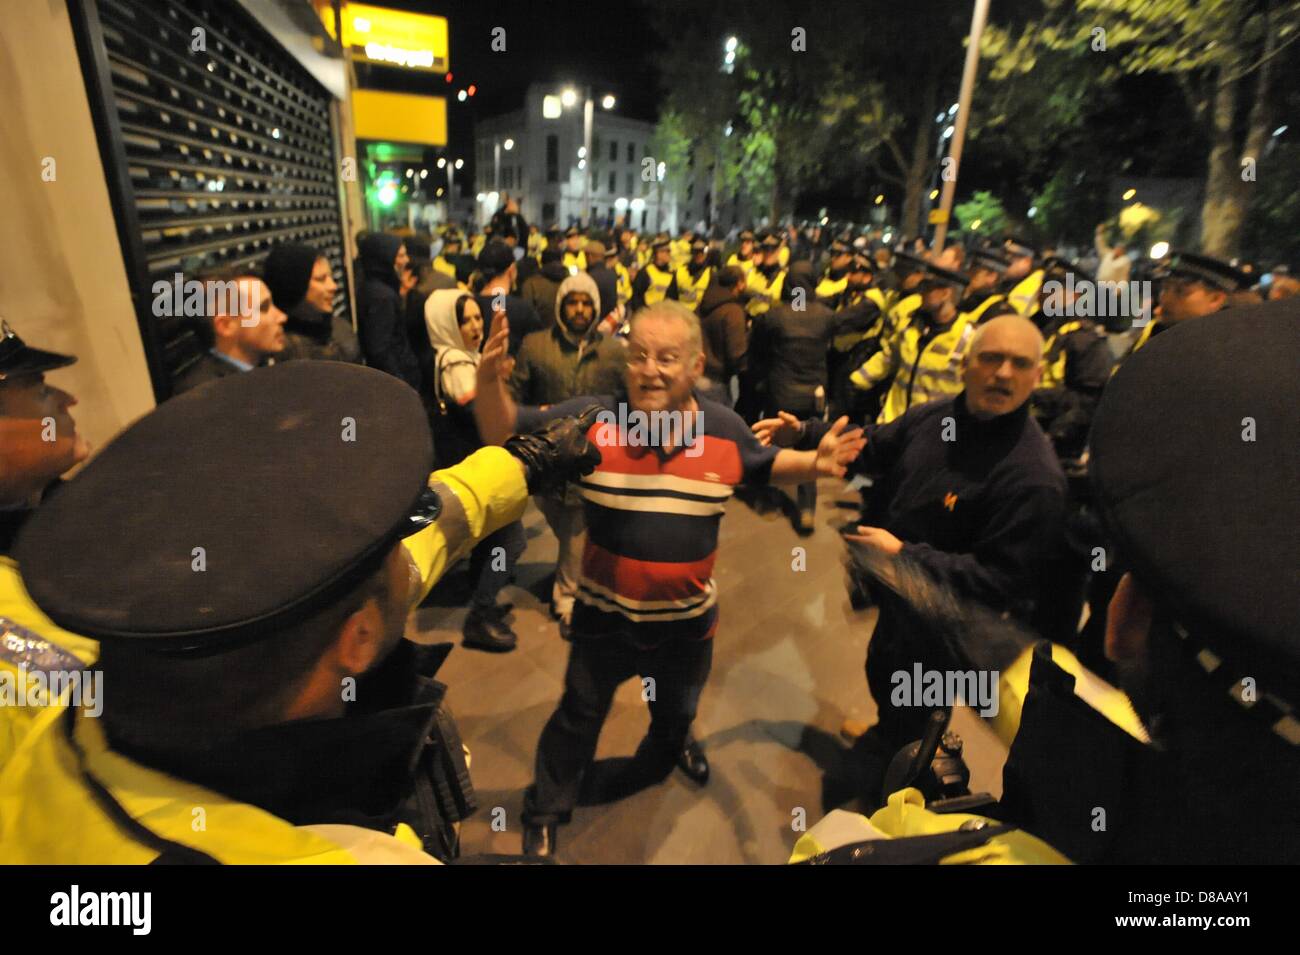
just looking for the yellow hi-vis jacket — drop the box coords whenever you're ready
[725,253,755,279]
[0,447,528,864]
[670,238,691,270]
[612,261,632,305]
[563,250,588,275]
[790,642,1146,865]
[831,288,890,353]
[1006,269,1045,318]
[432,255,457,279]
[850,311,976,424]
[746,268,787,317]
[642,263,675,306]
[815,274,848,302]
[675,265,712,310]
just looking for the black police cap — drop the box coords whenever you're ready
[918,262,970,290]
[969,248,1012,274]
[890,251,929,276]
[0,321,77,381]
[1153,250,1251,293]
[1091,301,1300,704]
[15,362,436,654]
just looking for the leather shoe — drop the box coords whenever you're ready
[462,608,517,652]
[522,822,557,858]
[676,738,710,785]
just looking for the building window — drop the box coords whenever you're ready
[593,136,601,157]
[609,171,616,193]
[546,134,558,183]
[609,140,617,162]
[627,142,635,164]
[543,201,556,223]
[626,172,633,194]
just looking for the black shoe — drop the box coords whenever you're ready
[676,738,710,785]
[462,608,518,652]
[522,822,557,857]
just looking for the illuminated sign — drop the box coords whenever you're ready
[352,90,447,147]
[318,2,449,73]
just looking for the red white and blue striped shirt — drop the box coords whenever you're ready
[518,392,778,644]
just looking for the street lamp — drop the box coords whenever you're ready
[503,138,514,150]
[561,88,577,108]
[557,86,611,225]
[602,94,616,110]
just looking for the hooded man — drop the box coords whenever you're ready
[521,248,570,323]
[697,265,749,406]
[356,232,420,389]
[510,273,625,624]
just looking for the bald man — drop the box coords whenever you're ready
[756,314,1066,786]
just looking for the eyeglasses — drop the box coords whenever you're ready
[974,350,1037,372]
[626,350,684,372]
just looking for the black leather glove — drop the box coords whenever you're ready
[504,405,603,494]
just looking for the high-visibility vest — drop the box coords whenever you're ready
[643,263,674,305]
[778,246,790,268]
[1007,269,1045,318]
[670,239,691,270]
[960,292,1008,326]
[1038,318,1102,390]
[816,274,848,301]
[432,256,457,279]
[470,235,486,258]
[725,253,755,279]
[831,288,890,353]
[563,250,587,274]
[0,448,529,863]
[746,268,786,317]
[675,265,712,310]
[612,261,632,305]
[850,312,976,423]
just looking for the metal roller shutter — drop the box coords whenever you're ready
[70,0,350,399]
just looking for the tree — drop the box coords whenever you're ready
[955,190,1010,238]
[983,0,1300,257]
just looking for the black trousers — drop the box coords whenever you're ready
[523,633,713,826]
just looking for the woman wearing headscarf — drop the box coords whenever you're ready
[424,288,526,653]
[261,243,361,363]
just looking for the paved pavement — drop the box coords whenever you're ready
[413,477,1009,864]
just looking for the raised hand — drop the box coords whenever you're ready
[814,415,866,477]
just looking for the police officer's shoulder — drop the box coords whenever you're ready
[14,362,435,654]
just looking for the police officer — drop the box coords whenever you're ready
[0,362,601,863]
[1029,256,1115,461]
[628,235,677,313]
[815,238,854,303]
[746,233,787,319]
[726,229,756,278]
[849,263,975,424]
[604,244,632,308]
[1130,250,1251,354]
[1000,238,1045,318]
[957,247,1012,325]
[828,254,889,418]
[433,229,463,279]
[0,322,89,553]
[562,225,587,274]
[675,238,713,311]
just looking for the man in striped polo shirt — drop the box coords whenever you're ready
[474,300,865,857]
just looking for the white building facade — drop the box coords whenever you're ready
[473,84,749,235]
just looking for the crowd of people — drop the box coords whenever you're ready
[0,191,1295,865]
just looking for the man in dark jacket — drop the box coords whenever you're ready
[174,270,287,395]
[758,313,1066,772]
[848,314,1064,761]
[697,266,748,407]
[356,233,419,388]
[749,261,840,532]
[521,248,569,322]
[475,240,544,357]
[489,195,528,249]
[509,272,624,626]
[583,240,621,332]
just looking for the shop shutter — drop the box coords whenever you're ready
[71,0,349,399]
